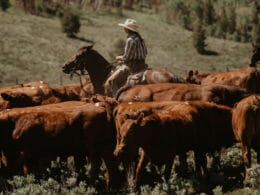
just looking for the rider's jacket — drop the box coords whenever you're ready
[123,33,148,73]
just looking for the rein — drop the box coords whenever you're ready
[70,68,90,95]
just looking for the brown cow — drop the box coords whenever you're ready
[232,94,260,182]
[185,67,260,93]
[113,101,193,181]
[117,83,249,107]
[0,81,53,110]
[0,98,119,189]
[113,101,185,135]
[114,101,235,187]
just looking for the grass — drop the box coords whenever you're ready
[0,5,253,87]
[2,144,259,194]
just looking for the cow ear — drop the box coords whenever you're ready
[252,42,256,49]
[188,70,193,76]
[137,113,145,126]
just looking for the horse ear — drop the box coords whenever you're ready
[252,42,256,48]
[87,44,94,50]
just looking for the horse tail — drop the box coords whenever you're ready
[115,84,132,100]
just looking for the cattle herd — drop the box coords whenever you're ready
[0,62,259,192]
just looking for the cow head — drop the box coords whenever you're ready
[1,92,42,107]
[113,114,144,161]
[1,92,40,107]
[185,70,209,84]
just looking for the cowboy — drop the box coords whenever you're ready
[104,18,148,97]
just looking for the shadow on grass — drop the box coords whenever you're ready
[200,50,219,56]
[69,35,95,44]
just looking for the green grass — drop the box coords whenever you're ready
[0,6,253,87]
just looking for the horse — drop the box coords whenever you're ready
[62,45,185,97]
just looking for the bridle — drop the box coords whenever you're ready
[66,57,121,95]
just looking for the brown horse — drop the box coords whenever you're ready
[62,45,185,96]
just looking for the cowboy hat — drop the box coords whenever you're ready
[118,19,139,32]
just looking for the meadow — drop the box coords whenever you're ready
[0,1,253,87]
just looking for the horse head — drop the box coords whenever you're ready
[62,45,113,95]
[250,43,260,67]
[62,45,94,75]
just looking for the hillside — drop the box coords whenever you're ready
[0,6,253,87]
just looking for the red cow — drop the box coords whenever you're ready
[185,67,260,93]
[114,101,235,187]
[0,98,119,189]
[0,81,53,110]
[232,94,260,183]
[117,83,249,107]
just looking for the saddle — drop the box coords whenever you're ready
[105,64,148,97]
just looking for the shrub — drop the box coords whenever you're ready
[60,8,81,37]
[163,0,192,30]
[0,0,10,11]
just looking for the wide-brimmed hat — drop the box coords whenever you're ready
[118,19,139,32]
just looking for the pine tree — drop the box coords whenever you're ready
[194,0,204,21]
[228,4,236,34]
[219,5,228,38]
[193,20,207,54]
[203,0,215,25]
